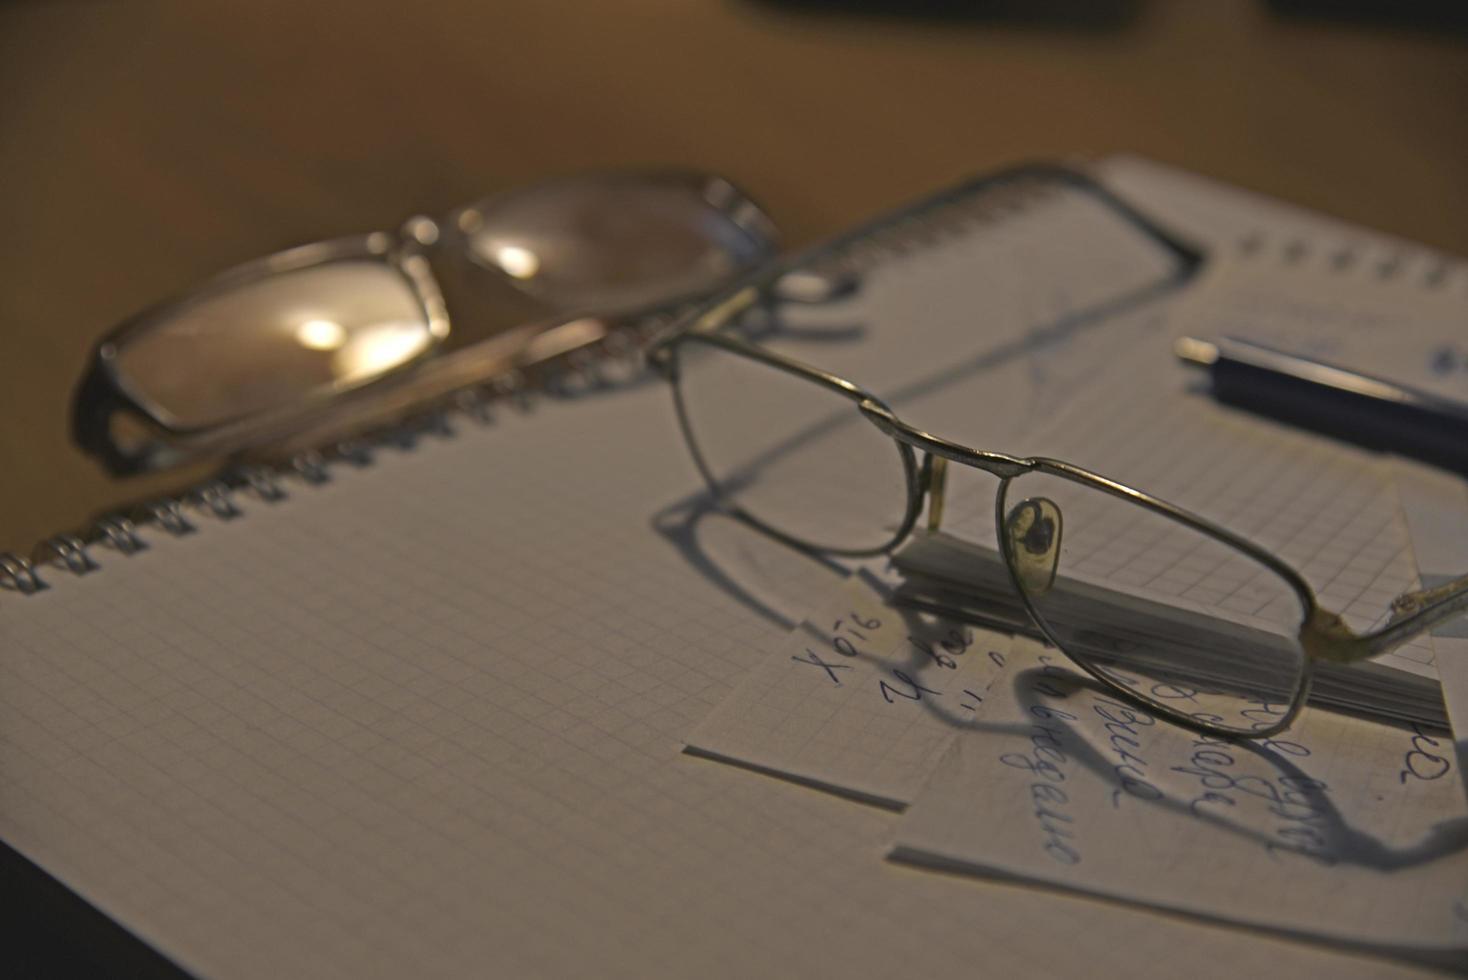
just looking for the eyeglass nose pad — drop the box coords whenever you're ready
[1005,496,1063,596]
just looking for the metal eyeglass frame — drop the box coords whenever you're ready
[73,170,779,476]
[646,170,1468,739]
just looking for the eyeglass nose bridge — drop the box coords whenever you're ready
[856,399,1035,535]
[915,450,1063,597]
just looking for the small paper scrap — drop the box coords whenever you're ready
[684,575,1011,807]
[893,636,1468,956]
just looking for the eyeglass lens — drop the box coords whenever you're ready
[114,260,437,430]
[998,471,1310,735]
[453,175,772,318]
[672,335,911,554]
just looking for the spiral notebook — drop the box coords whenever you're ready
[1,158,1464,979]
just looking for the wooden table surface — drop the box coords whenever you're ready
[1,0,1465,557]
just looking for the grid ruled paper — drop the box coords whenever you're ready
[2,388,1422,980]
[0,159,1454,979]
[936,294,1438,677]
[685,575,1011,807]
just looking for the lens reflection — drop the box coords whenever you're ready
[115,260,435,429]
[455,175,773,316]
[295,319,348,351]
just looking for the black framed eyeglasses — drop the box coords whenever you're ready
[74,170,779,475]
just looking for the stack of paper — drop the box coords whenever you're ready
[893,533,1449,729]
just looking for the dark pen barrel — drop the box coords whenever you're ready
[1178,337,1468,476]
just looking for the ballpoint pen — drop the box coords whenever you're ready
[1175,335,1468,474]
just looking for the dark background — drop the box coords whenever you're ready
[2,0,1466,556]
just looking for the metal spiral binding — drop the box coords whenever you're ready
[34,534,99,576]
[1329,246,1358,271]
[1424,261,1452,289]
[192,482,241,521]
[332,440,374,468]
[1234,229,1465,291]
[1,310,663,604]
[453,387,494,424]
[291,451,331,484]
[797,176,1062,285]
[239,465,286,502]
[148,499,195,535]
[95,517,145,554]
[0,553,45,594]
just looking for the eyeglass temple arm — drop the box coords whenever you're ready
[1304,572,1468,663]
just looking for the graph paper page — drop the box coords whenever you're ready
[1,387,1424,980]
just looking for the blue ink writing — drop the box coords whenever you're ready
[793,650,851,686]
[999,669,1081,865]
[879,668,939,704]
[1400,724,1451,784]
[1092,695,1162,805]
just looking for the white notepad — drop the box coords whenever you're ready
[0,158,1462,979]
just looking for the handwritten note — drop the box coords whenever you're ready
[1393,460,1468,799]
[893,636,1468,955]
[684,576,1011,807]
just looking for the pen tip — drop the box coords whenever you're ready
[1174,337,1219,367]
